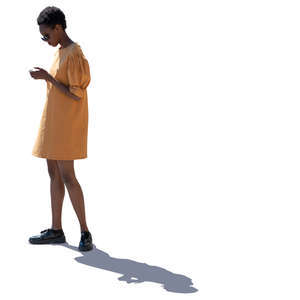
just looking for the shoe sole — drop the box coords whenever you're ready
[79,244,93,251]
[29,236,66,245]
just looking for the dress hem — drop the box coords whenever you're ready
[32,152,87,160]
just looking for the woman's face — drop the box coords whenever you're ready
[39,24,60,47]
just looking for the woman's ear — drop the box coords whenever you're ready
[54,24,61,33]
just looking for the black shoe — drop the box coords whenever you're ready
[28,228,66,244]
[78,231,93,251]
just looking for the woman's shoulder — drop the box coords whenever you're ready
[57,42,82,56]
[67,43,88,60]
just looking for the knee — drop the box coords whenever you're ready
[48,168,61,181]
[61,173,76,184]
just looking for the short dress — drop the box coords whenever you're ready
[32,42,91,160]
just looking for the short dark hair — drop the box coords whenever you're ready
[37,6,67,30]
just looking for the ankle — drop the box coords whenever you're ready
[80,225,89,232]
[52,227,62,231]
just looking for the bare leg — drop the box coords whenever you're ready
[56,160,89,233]
[47,159,65,230]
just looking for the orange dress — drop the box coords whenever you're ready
[32,42,91,160]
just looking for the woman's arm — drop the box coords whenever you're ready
[47,75,81,101]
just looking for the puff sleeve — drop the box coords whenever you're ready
[66,53,91,100]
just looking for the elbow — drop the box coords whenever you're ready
[69,86,84,101]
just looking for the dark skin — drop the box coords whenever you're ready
[30,23,89,233]
[47,159,89,233]
[29,24,81,101]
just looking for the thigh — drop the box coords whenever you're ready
[46,159,62,179]
[56,160,76,183]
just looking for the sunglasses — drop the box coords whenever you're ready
[41,33,50,41]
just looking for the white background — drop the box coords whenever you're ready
[1,0,299,299]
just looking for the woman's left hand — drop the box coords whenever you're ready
[29,67,52,81]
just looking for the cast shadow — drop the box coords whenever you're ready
[56,242,198,293]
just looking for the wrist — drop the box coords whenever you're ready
[47,74,55,84]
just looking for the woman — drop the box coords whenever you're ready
[28,6,93,251]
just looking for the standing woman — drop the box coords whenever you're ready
[28,6,93,251]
